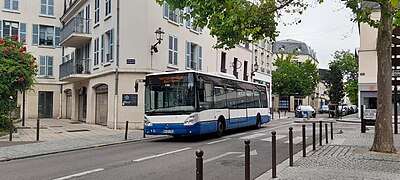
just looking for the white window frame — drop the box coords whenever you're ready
[106,29,114,63]
[185,8,202,33]
[38,56,53,77]
[185,41,202,70]
[101,34,105,64]
[40,0,54,16]
[163,2,183,25]
[32,24,60,47]
[105,0,111,17]
[94,0,100,24]
[4,0,19,11]
[168,35,178,66]
[94,37,99,66]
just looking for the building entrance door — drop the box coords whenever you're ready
[95,85,108,126]
[38,91,53,118]
[66,90,72,119]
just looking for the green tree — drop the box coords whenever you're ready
[0,35,37,129]
[272,53,320,98]
[327,61,345,104]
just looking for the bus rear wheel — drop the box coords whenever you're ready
[216,120,225,137]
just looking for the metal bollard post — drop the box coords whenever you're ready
[9,119,13,141]
[278,111,281,119]
[245,139,250,180]
[125,121,129,140]
[289,127,293,166]
[319,121,322,146]
[196,149,204,180]
[325,123,328,144]
[312,122,316,151]
[271,131,277,178]
[330,122,334,140]
[302,124,306,157]
[285,110,287,116]
[36,119,40,141]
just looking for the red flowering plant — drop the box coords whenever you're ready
[0,36,37,126]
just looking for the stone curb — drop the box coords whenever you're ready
[0,135,166,162]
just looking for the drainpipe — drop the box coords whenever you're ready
[114,0,120,130]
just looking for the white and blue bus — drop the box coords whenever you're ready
[144,71,271,137]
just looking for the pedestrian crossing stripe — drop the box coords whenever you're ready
[284,137,304,144]
[239,133,265,139]
[260,135,286,142]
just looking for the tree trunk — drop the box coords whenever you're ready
[371,2,397,153]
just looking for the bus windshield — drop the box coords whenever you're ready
[145,74,196,114]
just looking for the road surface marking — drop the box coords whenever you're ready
[204,152,242,163]
[238,150,258,157]
[284,137,304,144]
[225,132,247,138]
[256,122,294,133]
[260,135,286,142]
[53,168,104,180]
[239,133,265,139]
[133,147,192,162]
[207,138,232,145]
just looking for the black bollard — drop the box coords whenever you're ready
[285,110,287,116]
[330,122,334,140]
[9,119,13,141]
[278,111,281,119]
[125,121,129,140]
[312,122,316,151]
[245,139,250,180]
[325,123,328,144]
[271,131,277,178]
[302,124,306,157]
[196,149,204,180]
[36,119,40,141]
[319,121,322,146]
[289,127,293,166]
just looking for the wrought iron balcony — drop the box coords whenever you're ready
[60,17,91,47]
[59,59,91,82]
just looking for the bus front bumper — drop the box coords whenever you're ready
[144,121,217,135]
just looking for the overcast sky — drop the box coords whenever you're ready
[276,0,360,69]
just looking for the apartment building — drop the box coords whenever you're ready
[58,0,273,129]
[271,39,326,111]
[1,0,63,119]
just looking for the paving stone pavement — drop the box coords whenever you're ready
[0,118,159,161]
[257,126,400,180]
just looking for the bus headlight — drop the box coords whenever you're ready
[183,114,199,126]
[144,116,153,126]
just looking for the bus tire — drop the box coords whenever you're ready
[255,114,262,129]
[216,118,225,137]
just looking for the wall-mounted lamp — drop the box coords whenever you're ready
[151,27,165,54]
[251,56,259,77]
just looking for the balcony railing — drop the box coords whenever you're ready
[59,59,91,80]
[60,17,91,44]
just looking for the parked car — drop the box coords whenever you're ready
[328,104,338,118]
[295,105,316,118]
[338,106,349,116]
[319,105,329,114]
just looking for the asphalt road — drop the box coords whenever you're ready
[0,115,337,180]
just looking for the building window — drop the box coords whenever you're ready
[32,24,60,47]
[185,41,202,71]
[105,0,111,16]
[95,0,100,24]
[163,2,183,25]
[1,21,26,43]
[40,0,54,16]
[220,52,227,73]
[105,29,114,63]
[94,37,99,66]
[38,56,53,77]
[4,0,19,11]
[168,36,178,66]
[185,8,202,32]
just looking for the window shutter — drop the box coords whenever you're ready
[32,24,39,45]
[101,34,104,64]
[179,10,184,25]
[163,2,168,18]
[185,8,190,28]
[174,37,178,65]
[39,56,46,76]
[168,36,173,64]
[47,56,53,76]
[110,29,114,62]
[40,0,46,15]
[185,41,190,69]
[198,46,202,71]
[12,0,18,10]
[4,0,11,9]
[48,0,54,16]
[0,20,2,38]
[19,23,26,44]
[55,27,60,47]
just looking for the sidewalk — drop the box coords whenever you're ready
[257,125,400,179]
[272,111,294,119]
[0,118,159,162]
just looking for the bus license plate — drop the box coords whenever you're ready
[163,130,174,134]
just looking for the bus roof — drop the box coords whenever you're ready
[146,70,267,87]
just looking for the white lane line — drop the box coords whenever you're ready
[207,138,232,145]
[239,133,265,139]
[256,122,294,133]
[53,168,104,180]
[225,132,247,138]
[203,152,242,163]
[284,137,304,144]
[133,147,192,162]
[260,135,286,142]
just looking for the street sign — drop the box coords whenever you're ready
[122,94,138,106]
[393,70,400,77]
[363,109,376,120]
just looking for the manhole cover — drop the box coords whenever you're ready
[218,160,244,168]
[66,129,90,132]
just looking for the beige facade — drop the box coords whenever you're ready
[57,0,273,129]
[0,0,64,119]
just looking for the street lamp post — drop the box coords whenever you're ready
[150,27,165,54]
[9,96,13,141]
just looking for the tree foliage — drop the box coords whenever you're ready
[272,53,320,97]
[327,62,344,104]
[0,35,37,128]
[156,0,308,49]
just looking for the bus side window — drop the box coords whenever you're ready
[246,90,254,108]
[214,86,226,109]
[254,91,261,108]
[199,83,213,109]
[226,88,237,109]
[237,89,246,108]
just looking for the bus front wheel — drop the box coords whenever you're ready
[216,120,225,137]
